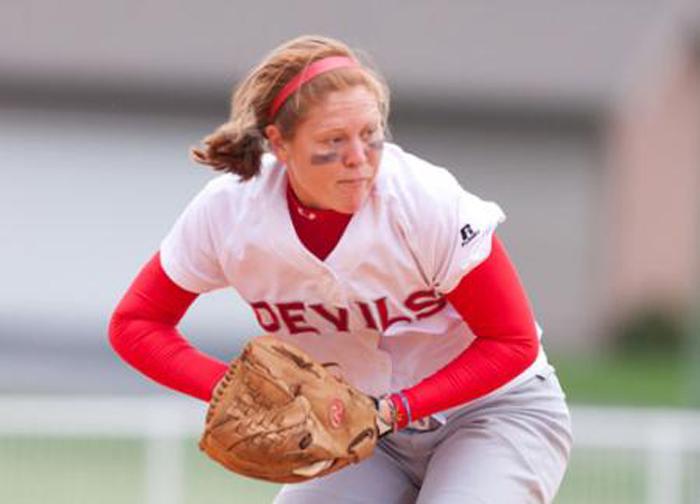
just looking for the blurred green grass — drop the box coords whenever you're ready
[0,437,645,504]
[3,436,695,503]
[550,352,692,407]
[0,437,280,504]
[1,352,696,503]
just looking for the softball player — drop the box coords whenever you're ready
[109,35,572,503]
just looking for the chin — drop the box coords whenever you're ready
[332,203,357,215]
[329,180,375,213]
[334,194,368,214]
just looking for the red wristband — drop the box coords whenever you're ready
[389,393,410,430]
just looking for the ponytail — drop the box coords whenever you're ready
[190,119,264,181]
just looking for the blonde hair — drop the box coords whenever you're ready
[191,35,390,180]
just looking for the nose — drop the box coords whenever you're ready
[342,137,367,168]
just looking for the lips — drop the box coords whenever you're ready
[337,178,368,187]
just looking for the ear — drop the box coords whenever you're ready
[264,124,288,163]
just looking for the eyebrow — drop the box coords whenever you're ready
[312,120,380,136]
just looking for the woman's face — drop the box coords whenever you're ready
[266,85,384,214]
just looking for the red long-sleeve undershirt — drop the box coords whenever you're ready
[393,236,538,427]
[109,189,538,423]
[109,254,227,401]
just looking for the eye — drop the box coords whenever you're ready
[323,135,345,147]
[361,126,380,141]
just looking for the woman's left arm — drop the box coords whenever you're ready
[390,235,539,428]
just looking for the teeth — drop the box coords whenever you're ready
[291,460,334,477]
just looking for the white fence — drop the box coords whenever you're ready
[0,396,699,504]
[570,405,700,504]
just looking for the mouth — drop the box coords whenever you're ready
[337,178,368,187]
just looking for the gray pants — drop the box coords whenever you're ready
[274,367,572,504]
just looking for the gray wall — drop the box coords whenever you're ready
[1,1,681,108]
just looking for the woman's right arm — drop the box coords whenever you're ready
[108,252,228,401]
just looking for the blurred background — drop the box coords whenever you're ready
[1,0,699,502]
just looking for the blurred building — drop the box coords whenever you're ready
[0,1,698,393]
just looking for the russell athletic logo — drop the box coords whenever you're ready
[460,223,479,246]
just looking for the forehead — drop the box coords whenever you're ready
[302,86,381,131]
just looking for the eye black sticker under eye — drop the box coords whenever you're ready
[310,151,340,165]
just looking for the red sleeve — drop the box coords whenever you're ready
[108,252,228,401]
[390,235,539,428]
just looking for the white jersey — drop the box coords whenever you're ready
[161,143,548,403]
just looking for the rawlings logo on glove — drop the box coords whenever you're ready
[199,336,379,483]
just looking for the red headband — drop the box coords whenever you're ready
[268,56,359,120]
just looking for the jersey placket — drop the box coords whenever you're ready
[265,176,350,307]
